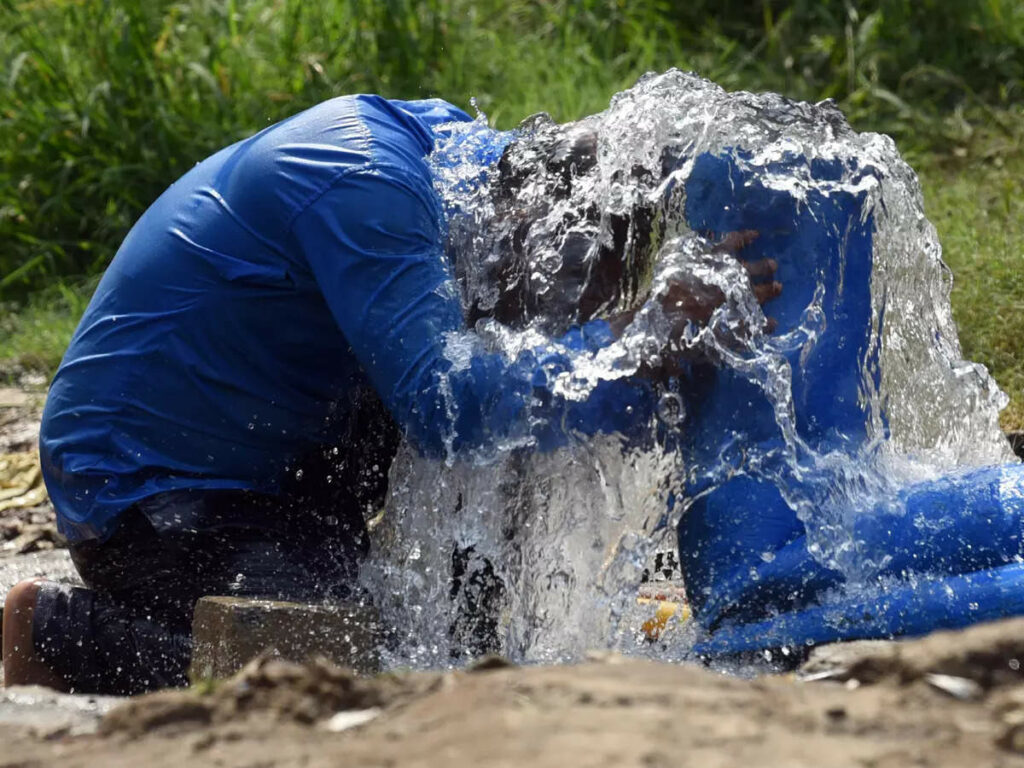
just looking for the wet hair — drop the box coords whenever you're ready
[464,116,665,332]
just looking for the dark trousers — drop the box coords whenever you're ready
[33,488,367,695]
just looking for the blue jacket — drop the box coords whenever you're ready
[40,95,653,543]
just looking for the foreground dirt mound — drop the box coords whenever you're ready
[801,618,1024,689]
[100,655,435,737]
[4,619,1024,766]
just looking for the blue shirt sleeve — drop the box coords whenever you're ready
[288,163,654,457]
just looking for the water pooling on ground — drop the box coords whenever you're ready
[361,70,1015,669]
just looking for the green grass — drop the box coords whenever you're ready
[0,0,1021,425]
[0,280,94,385]
[919,138,1024,431]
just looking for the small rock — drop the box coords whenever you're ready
[321,707,381,732]
[924,673,983,701]
[466,654,515,673]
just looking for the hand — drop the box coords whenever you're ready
[606,229,781,352]
[661,229,780,336]
[625,229,780,382]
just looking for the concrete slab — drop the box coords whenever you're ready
[191,596,380,680]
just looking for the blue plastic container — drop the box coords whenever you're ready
[676,151,1024,652]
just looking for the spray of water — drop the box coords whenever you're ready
[361,70,1013,668]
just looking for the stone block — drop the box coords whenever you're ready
[190,596,380,680]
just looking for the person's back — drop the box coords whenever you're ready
[15,96,497,693]
[12,93,672,695]
[41,95,474,542]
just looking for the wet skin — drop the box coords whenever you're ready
[606,229,782,345]
[3,579,68,690]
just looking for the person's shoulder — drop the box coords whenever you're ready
[278,94,472,159]
[208,95,472,238]
[354,96,474,171]
[258,96,468,190]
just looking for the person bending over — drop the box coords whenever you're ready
[3,96,777,694]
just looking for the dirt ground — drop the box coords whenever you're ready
[0,387,60,555]
[2,619,1024,767]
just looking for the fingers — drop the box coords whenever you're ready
[753,280,782,304]
[712,229,759,253]
[743,257,777,280]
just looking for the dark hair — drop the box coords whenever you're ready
[462,119,665,333]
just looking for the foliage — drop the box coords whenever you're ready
[0,278,94,382]
[920,141,1024,431]
[1,0,1021,297]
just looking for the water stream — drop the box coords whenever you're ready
[360,70,1014,669]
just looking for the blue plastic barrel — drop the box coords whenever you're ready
[675,151,1024,652]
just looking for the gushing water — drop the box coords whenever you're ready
[361,70,1014,668]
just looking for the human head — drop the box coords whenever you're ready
[462,114,674,332]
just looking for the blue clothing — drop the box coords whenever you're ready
[675,149,1024,654]
[41,95,653,543]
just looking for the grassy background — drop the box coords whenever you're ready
[922,147,1024,430]
[1,0,1022,426]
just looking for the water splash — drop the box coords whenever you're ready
[361,70,1012,668]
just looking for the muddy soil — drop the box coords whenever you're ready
[2,620,1024,767]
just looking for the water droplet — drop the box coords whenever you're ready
[656,392,686,425]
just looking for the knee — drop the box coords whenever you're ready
[3,579,46,628]
[3,579,66,690]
